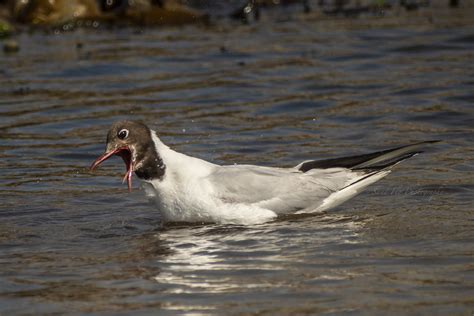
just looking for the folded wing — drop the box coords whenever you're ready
[207,141,438,215]
[207,165,361,214]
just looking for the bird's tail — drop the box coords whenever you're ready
[297,140,440,172]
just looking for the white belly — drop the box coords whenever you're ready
[140,179,277,225]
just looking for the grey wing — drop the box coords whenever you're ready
[206,165,358,214]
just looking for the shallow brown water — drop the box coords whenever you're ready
[1,13,474,315]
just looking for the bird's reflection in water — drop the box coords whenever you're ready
[143,212,369,295]
[1,205,370,313]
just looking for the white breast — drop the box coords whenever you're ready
[141,133,277,224]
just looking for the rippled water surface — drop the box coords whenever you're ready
[1,15,474,315]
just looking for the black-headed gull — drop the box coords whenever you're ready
[91,120,437,225]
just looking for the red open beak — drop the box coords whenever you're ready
[90,146,134,191]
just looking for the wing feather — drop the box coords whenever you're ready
[206,165,361,214]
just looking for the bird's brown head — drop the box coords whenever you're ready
[90,120,164,191]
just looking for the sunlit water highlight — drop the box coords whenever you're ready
[0,16,473,314]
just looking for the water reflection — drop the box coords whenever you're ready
[0,16,473,315]
[0,212,367,313]
[151,213,366,297]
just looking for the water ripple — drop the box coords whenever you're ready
[0,19,473,315]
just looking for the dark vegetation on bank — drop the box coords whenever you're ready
[0,0,467,32]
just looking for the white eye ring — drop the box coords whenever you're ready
[118,129,129,140]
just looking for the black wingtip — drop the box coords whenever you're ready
[402,140,441,147]
[352,151,421,171]
[298,140,441,173]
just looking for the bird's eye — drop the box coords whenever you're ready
[118,129,129,140]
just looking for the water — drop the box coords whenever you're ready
[1,15,474,315]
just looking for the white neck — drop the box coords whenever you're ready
[150,131,216,179]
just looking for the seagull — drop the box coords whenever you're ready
[90,120,437,225]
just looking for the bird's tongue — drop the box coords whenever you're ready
[118,151,133,192]
[90,147,133,191]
